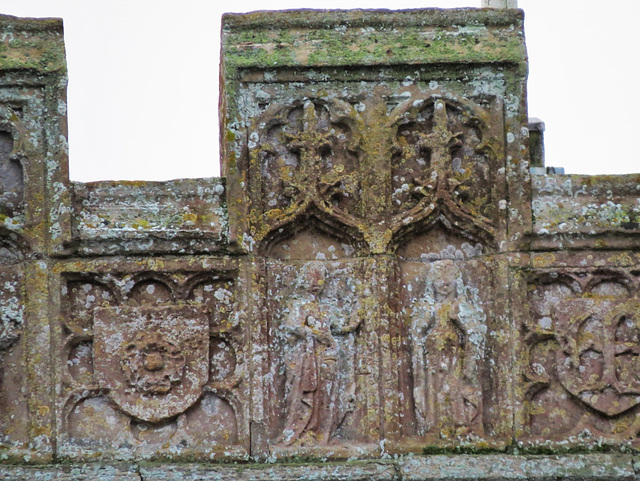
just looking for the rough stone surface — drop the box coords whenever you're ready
[0,455,636,480]
[0,7,639,480]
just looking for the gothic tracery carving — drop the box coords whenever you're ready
[390,97,499,244]
[524,270,640,442]
[252,98,363,243]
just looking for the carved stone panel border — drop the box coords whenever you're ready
[516,263,640,448]
[53,258,249,461]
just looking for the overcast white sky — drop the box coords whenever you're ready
[0,0,638,181]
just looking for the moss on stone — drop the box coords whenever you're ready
[0,15,66,73]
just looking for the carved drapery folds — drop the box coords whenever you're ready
[408,260,486,439]
[394,248,504,447]
[17,7,640,466]
[275,261,361,447]
[263,219,375,452]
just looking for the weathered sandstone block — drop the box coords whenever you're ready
[0,7,639,478]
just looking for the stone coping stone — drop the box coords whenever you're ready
[0,454,636,480]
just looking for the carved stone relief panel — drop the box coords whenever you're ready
[57,265,247,459]
[255,98,361,217]
[0,265,27,448]
[224,8,530,256]
[521,268,640,447]
[389,96,503,233]
[265,259,376,453]
[389,228,510,449]
[240,77,510,254]
[262,224,379,456]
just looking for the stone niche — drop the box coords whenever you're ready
[1,7,640,481]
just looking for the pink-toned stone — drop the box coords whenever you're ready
[0,7,639,478]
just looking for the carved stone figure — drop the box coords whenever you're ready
[410,260,485,438]
[278,261,360,446]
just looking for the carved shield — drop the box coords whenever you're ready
[556,299,640,416]
[94,305,209,423]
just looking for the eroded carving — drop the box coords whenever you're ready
[275,261,361,447]
[120,330,187,395]
[523,271,640,442]
[64,280,114,333]
[129,278,174,305]
[184,393,239,444]
[61,270,244,452]
[0,270,22,351]
[67,341,93,384]
[67,396,129,446]
[409,260,486,439]
[0,237,23,265]
[391,97,500,244]
[210,336,236,383]
[258,99,360,213]
[0,128,24,218]
[251,98,364,245]
[94,306,208,422]
[557,300,640,417]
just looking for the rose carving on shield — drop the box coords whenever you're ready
[93,305,209,423]
[556,299,640,417]
[120,331,186,395]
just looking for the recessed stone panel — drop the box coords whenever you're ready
[518,267,640,448]
[56,261,249,460]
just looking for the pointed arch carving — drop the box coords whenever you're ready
[387,94,505,247]
[391,208,496,258]
[250,96,364,237]
[258,204,368,259]
[394,215,489,261]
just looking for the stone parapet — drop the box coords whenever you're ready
[0,7,639,479]
[71,178,229,256]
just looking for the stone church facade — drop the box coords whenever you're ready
[0,7,639,480]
